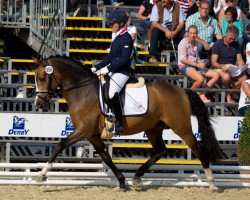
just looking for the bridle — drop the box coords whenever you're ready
[35,66,61,103]
[35,63,98,103]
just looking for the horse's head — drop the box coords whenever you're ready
[33,57,60,111]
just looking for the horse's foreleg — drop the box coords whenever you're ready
[37,130,83,182]
[133,129,166,188]
[89,137,126,192]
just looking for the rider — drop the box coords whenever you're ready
[91,9,133,134]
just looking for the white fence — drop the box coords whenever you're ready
[0,163,250,187]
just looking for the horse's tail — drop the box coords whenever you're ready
[185,89,225,164]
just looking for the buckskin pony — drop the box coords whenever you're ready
[34,56,224,191]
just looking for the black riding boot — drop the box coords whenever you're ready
[111,93,123,134]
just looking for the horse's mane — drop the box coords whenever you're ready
[46,55,94,76]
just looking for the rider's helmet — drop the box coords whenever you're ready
[106,9,128,26]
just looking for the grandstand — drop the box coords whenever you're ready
[0,0,243,169]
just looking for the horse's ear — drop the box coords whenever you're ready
[32,56,42,65]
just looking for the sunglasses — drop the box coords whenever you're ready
[226,0,235,3]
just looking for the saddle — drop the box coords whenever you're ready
[97,75,148,139]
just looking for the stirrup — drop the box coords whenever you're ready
[112,122,123,135]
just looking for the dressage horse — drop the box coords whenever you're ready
[34,56,224,191]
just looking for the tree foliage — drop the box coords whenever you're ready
[238,109,250,166]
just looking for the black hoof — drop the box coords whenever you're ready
[36,175,47,182]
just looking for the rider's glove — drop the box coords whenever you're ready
[91,67,97,72]
[100,66,109,75]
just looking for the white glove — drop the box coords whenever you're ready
[100,66,109,75]
[91,67,96,72]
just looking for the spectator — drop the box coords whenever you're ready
[149,0,186,62]
[217,0,250,28]
[187,0,216,18]
[213,0,227,15]
[238,79,250,116]
[219,7,244,50]
[97,0,124,8]
[211,25,247,103]
[137,0,160,45]
[178,25,219,103]
[174,0,193,16]
[125,14,144,80]
[185,0,222,59]
[246,42,250,65]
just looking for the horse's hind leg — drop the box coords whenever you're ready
[88,136,127,192]
[37,129,84,182]
[132,126,166,188]
[177,128,217,190]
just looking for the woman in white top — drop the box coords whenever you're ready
[238,79,250,116]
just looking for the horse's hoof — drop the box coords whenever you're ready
[209,184,218,192]
[119,187,127,192]
[36,175,47,182]
[132,177,142,188]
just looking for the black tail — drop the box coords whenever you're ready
[185,89,225,164]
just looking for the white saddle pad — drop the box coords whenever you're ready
[99,85,148,116]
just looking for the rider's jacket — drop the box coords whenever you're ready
[95,28,133,76]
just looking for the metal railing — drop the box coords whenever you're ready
[29,0,67,57]
[0,0,29,27]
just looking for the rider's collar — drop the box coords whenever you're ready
[112,27,128,41]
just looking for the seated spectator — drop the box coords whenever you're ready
[137,0,159,45]
[217,0,250,29]
[186,0,216,18]
[97,0,124,8]
[211,25,247,103]
[149,0,185,62]
[219,7,244,50]
[238,79,250,116]
[126,14,144,79]
[246,42,250,65]
[185,0,222,59]
[213,0,227,15]
[178,25,219,103]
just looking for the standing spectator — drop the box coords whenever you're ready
[185,0,222,59]
[149,0,186,62]
[219,7,244,50]
[178,25,219,103]
[211,25,247,103]
[238,79,250,116]
[137,0,159,45]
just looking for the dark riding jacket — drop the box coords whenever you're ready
[95,29,133,76]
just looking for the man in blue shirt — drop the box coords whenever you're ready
[149,0,186,62]
[212,25,247,103]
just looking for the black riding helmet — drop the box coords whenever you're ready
[106,9,128,26]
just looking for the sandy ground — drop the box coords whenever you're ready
[1,186,250,200]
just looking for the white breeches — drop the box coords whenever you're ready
[109,73,130,99]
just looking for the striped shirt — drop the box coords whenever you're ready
[185,12,221,44]
[174,0,191,15]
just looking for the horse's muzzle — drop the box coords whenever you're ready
[35,94,50,111]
